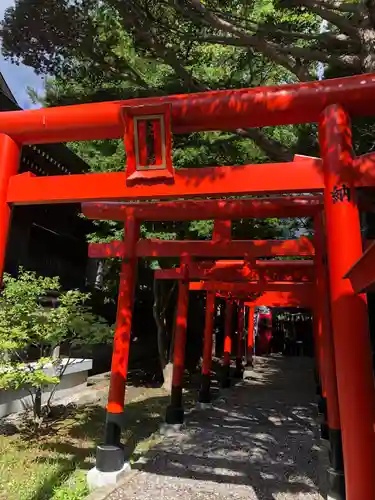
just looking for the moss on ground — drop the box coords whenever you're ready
[0,387,169,500]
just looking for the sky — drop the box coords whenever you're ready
[0,0,44,109]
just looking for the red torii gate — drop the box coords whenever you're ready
[156,259,314,394]
[92,214,339,488]
[89,229,315,406]
[154,259,314,282]
[0,73,373,499]
[89,237,315,259]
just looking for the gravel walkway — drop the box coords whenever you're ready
[105,356,327,500]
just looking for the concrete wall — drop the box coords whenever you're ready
[0,358,92,418]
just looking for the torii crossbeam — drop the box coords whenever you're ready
[89,238,315,259]
[155,260,314,282]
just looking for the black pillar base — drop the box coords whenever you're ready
[316,380,322,397]
[320,420,329,440]
[96,444,125,473]
[313,364,320,389]
[220,364,231,388]
[165,385,184,424]
[318,395,327,415]
[165,405,185,424]
[327,468,346,500]
[198,373,211,403]
[329,428,344,475]
[233,358,244,379]
[105,414,122,447]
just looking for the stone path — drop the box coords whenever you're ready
[104,356,327,500]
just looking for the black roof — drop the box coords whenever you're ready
[0,90,89,176]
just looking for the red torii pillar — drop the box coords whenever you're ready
[213,218,234,389]
[234,301,245,378]
[246,306,255,367]
[222,298,234,388]
[198,291,215,404]
[0,134,21,280]
[92,217,140,479]
[314,214,344,499]
[312,218,327,431]
[320,104,375,500]
[104,218,139,442]
[165,256,190,425]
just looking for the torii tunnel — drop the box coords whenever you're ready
[1,73,375,499]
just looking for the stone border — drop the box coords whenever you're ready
[85,451,161,500]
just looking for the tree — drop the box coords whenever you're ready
[1,0,303,161]
[0,0,312,382]
[0,268,112,421]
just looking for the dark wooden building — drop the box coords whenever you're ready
[0,82,90,289]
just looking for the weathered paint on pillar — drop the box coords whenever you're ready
[0,134,21,281]
[247,306,254,367]
[165,256,190,424]
[199,291,215,403]
[319,104,375,500]
[106,217,140,446]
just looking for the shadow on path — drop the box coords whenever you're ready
[109,356,326,500]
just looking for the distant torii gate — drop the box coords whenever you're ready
[0,74,374,499]
[156,259,314,399]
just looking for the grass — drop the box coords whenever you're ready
[0,387,170,500]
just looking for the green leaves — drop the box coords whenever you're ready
[0,268,113,415]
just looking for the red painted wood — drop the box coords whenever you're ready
[212,219,232,243]
[89,238,315,259]
[2,74,375,144]
[7,160,325,205]
[171,257,190,388]
[190,281,313,293]
[107,218,140,415]
[202,292,215,376]
[247,306,255,365]
[81,196,322,222]
[344,240,375,293]
[236,302,244,361]
[314,214,340,431]
[223,300,233,367]
[243,290,313,307]
[0,134,21,280]
[320,104,375,499]
[155,261,314,282]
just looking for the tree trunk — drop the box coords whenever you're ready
[152,278,176,391]
[162,362,174,392]
[34,387,42,421]
[162,300,178,391]
[95,260,106,289]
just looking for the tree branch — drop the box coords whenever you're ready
[193,32,358,54]
[303,0,360,13]
[257,27,358,48]
[175,0,313,81]
[234,128,294,162]
[109,0,205,91]
[113,0,297,161]
[282,0,360,36]
[277,44,361,69]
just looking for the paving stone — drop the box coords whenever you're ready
[104,356,327,500]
